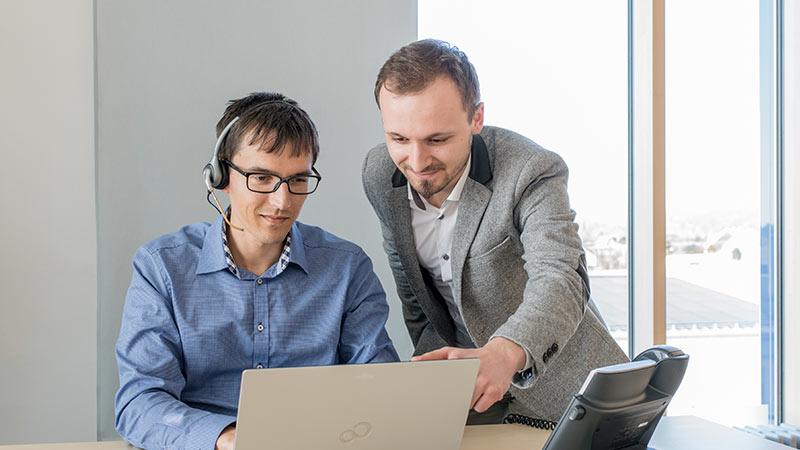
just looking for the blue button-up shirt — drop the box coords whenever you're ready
[115,216,399,450]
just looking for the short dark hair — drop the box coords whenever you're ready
[216,92,320,163]
[374,39,481,120]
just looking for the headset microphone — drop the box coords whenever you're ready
[207,189,244,231]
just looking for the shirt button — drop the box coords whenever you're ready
[257,323,264,332]
[256,363,263,369]
[442,254,450,261]
[256,278,263,285]
[438,214,445,220]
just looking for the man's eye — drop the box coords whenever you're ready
[290,177,308,184]
[392,136,408,143]
[252,175,271,183]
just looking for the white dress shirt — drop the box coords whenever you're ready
[408,156,475,348]
[408,156,533,370]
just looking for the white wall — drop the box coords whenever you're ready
[0,0,416,444]
[94,0,417,441]
[0,0,98,444]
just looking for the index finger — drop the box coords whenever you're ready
[410,346,456,361]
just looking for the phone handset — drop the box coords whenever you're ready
[503,345,689,433]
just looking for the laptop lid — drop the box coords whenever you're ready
[233,359,480,450]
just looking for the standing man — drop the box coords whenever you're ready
[362,39,627,424]
[116,92,398,450]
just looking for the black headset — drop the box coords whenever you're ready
[202,99,295,192]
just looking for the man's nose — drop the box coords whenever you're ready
[268,182,292,210]
[407,142,430,173]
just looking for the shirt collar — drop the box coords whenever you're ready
[196,214,231,275]
[407,154,472,208]
[286,222,309,274]
[195,214,308,276]
[220,209,240,277]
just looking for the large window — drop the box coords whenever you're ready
[663,0,772,426]
[421,0,796,428]
[419,0,630,351]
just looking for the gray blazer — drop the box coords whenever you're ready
[362,126,629,420]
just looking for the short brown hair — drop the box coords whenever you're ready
[374,39,481,120]
[216,92,320,163]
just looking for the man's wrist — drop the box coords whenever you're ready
[488,336,527,372]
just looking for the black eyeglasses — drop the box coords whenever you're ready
[223,160,322,195]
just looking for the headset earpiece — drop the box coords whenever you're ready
[203,116,240,191]
[202,163,215,191]
[214,158,229,190]
[202,160,228,191]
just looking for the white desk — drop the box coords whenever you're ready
[1,416,788,450]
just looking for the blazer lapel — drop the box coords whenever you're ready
[383,185,453,341]
[450,134,494,304]
[450,181,491,304]
[383,186,418,277]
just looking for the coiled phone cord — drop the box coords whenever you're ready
[503,414,558,430]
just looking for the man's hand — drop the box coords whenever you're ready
[215,425,236,450]
[411,337,526,413]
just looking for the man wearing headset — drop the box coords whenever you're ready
[362,39,628,425]
[115,92,399,450]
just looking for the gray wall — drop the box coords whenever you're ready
[95,0,416,442]
[1,0,416,444]
[0,0,98,444]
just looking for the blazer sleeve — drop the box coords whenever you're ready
[361,149,448,355]
[490,152,588,388]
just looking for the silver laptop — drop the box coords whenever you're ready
[233,359,480,450]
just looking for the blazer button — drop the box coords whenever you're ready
[552,343,558,352]
[542,353,549,363]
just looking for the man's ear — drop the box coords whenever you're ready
[471,102,485,134]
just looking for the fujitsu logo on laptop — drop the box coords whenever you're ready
[339,421,372,443]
